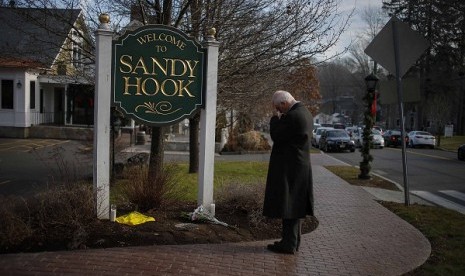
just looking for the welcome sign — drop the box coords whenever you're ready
[112,25,206,126]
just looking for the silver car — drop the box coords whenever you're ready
[353,128,384,149]
[371,129,385,149]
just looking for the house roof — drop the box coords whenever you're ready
[0,7,81,69]
[0,57,44,69]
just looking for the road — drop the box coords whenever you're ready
[0,138,93,196]
[324,146,465,214]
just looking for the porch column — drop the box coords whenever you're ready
[93,14,113,219]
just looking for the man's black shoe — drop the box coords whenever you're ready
[274,240,299,252]
[267,243,296,254]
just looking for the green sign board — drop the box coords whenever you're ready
[112,25,206,126]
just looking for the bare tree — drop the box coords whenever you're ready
[214,0,351,112]
[347,5,387,75]
[343,5,388,124]
[318,61,354,110]
[285,59,321,116]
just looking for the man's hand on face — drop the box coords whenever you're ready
[272,103,280,118]
[273,102,287,118]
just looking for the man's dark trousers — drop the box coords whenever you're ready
[282,219,301,250]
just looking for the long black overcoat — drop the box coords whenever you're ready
[263,102,314,219]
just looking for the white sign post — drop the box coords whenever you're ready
[93,14,113,219]
[198,29,220,213]
[365,16,430,206]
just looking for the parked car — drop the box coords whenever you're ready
[383,130,404,147]
[345,126,361,141]
[373,125,384,135]
[371,129,385,148]
[311,127,333,148]
[319,129,355,152]
[407,131,436,148]
[458,144,465,161]
[353,128,384,148]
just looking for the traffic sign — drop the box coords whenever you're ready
[365,16,430,77]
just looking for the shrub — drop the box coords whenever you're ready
[0,182,96,252]
[215,181,266,227]
[31,183,95,249]
[119,163,185,211]
[0,196,33,250]
[32,183,95,228]
[237,131,271,151]
[222,131,271,152]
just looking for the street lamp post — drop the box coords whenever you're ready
[359,74,379,180]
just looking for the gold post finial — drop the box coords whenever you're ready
[207,27,216,38]
[99,13,110,24]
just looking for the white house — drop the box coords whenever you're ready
[0,5,93,138]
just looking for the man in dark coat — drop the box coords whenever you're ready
[263,90,314,254]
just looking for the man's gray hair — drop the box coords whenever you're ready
[272,90,295,105]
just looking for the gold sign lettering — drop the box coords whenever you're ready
[122,76,142,95]
[122,77,195,98]
[136,32,186,50]
[119,56,198,78]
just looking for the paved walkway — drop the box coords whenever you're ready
[0,152,431,276]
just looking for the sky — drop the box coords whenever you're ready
[324,0,385,58]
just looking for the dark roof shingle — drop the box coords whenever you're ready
[0,7,81,68]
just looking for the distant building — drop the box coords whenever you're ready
[318,95,359,125]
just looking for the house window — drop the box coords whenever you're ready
[57,64,67,75]
[72,45,82,68]
[1,79,14,109]
[30,81,36,109]
[72,30,83,69]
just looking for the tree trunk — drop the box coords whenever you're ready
[187,0,202,174]
[148,126,165,180]
[189,113,200,173]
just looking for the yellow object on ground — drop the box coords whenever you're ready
[115,211,155,226]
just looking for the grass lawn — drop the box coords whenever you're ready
[325,165,465,275]
[437,135,465,151]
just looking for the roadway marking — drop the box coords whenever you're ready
[0,180,11,186]
[408,151,452,160]
[440,190,465,201]
[412,190,465,214]
[384,147,454,161]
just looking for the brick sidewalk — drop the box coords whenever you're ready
[0,154,431,275]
